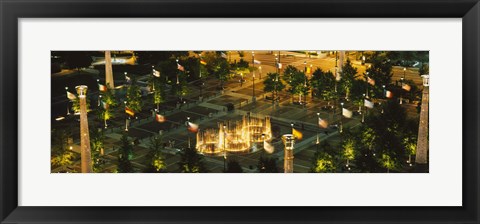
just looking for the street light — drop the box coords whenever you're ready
[65,87,71,115]
[223,124,227,172]
[400,77,404,104]
[252,51,256,103]
[403,67,406,80]
[124,101,128,131]
[340,102,344,133]
[187,117,191,148]
[316,112,320,152]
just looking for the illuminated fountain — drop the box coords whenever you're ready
[196,115,272,155]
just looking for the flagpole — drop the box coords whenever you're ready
[340,102,344,133]
[362,94,366,123]
[187,117,191,148]
[124,101,128,132]
[65,87,71,115]
[252,51,256,103]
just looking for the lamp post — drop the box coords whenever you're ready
[316,112,320,152]
[252,51,256,103]
[223,124,227,172]
[65,87,71,115]
[403,67,406,80]
[340,102,344,133]
[176,59,180,84]
[400,77,404,104]
[124,101,129,132]
[187,117,191,148]
[362,94,366,123]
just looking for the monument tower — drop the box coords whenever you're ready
[282,134,295,173]
[415,75,429,169]
[105,51,115,89]
[76,85,93,173]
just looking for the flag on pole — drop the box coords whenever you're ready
[364,99,374,109]
[306,67,312,74]
[153,70,160,77]
[101,101,109,110]
[125,75,131,82]
[187,122,199,133]
[98,83,107,92]
[367,77,375,86]
[342,108,353,118]
[277,63,282,69]
[200,60,207,65]
[263,141,274,154]
[402,84,411,91]
[221,52,227,58]
[386,90,393,98]
[318,118,329,129]
[125,107,135,116]
[177,63,185,72]
[66,91,77,100]
[292,128,303,140]
[254,59,261,65]
[155,113,166,123]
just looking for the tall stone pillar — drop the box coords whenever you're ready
[76,85,93,173]
[282,134,295,173]
[415,75,429,166]
[105,51,115,89]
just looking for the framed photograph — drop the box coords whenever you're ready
[1,0,479,223]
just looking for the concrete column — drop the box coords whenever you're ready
[105,51,115,89]
[76,85,93,173]
[416,75,429,165]
[282,134,295,173]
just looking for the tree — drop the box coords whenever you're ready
[118,133,134,173]
[202,51,231,89]
[257,156,279,173]
[311,151,336,173]
[178,148,207,173]
[126,77,143,114]
[282,66,309,103]
[339,59,359,100]
[225,159,243,173]
[366,54,393,98]
[89,128,105,172]
[342,137,356,167]
[144,135,166,173]
[263,72,285,103]
[51,129,75,172]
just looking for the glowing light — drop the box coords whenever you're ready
[196,115,272,155]
[55,116,65,121]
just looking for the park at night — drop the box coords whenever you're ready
[51,50,429,173]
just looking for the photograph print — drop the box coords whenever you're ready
[51,50,429,173]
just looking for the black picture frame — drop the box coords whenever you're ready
[1,0,479,223]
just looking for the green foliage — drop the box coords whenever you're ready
[179,148,207,173]
[381,153,396,172]
[118,133,134,173]
[89,128,104,172]
[342,138,356,161]
[366,54,393,98]
[282,66,310,101]
[51,129,75,170]
[202,51,231,88]
[126,77,143,113]
[310,68,335,100]
[311,151,336,173]
[263,72,285,99]
[144,136,166,173]
[339,59,359,100]
[257,156,279,173]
